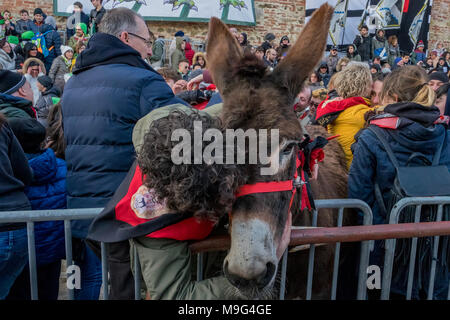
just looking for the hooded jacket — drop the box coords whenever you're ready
[38,24,62,72]
[150,38,165,67]
[192,52,206,68]
[0,93,35,119]
[0,120,32,231]
[316,96,372,168]
[171,37,185,72]
[34,86,60,126]
[184,42,195,66]
[353,32,372,62]
[346,44,361,62]
[24,148,67,266]
[349,102,450,299]
[0,47,17,71]
[62,32,186,238]
[371,29,388,61]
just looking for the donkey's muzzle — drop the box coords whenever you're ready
[223,261,276,290]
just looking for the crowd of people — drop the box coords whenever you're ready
[0,2,449,301]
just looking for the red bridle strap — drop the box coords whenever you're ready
[235,180,294,198]
[235,152,303,213]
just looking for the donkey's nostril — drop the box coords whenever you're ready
[223,261,250,288]
[256,262,276,289]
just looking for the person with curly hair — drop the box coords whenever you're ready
[315,62,373,168]
[88,106,245,299]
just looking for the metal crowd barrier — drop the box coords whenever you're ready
[1,197,450,300]
[192,198,374,300]
[381,197,450,300]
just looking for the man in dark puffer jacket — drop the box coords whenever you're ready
[62,7,187,300]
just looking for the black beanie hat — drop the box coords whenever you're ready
[37,75,53,90]
[34,8,44,16]
[429,71,449,84]
[8,118,46,154]
[0,70,26,95]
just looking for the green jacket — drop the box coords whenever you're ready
[150,38,165,65]
[171,37,186,72]
[131,102,231,300]
[130,236,232,299]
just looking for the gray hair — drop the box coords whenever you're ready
[99,7,142,37]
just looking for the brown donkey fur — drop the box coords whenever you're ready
[206,4,350,299]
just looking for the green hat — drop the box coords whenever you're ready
[77,23,87,35]
[7,35,19,45]
[52,97,61,105]
[21,31,35,40]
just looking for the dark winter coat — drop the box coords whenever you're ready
[353,33,372,62]
[15,19,35,34]
[349,102,450,299]
[38,24,62,74]
[0,120,32,231]
[24,148,67,266]
[66,11,90,40]
[89,7,106,35]
[34,86,60,126]
[0,93,35,119]
[62,32,187,238]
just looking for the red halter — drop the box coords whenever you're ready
[235,149,312,213]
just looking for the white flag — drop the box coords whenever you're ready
[408,0,428,46]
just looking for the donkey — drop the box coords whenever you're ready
[206,4,349,299]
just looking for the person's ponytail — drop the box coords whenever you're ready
[412,84,436,107]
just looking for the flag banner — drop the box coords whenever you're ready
[306,0,366,46]
[306,0,430,52]
[54,0,256,26]
[374,0,404,29]
[329,0,348,46]
[408,0,428,48]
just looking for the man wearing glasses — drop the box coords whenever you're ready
[61,8,187,301]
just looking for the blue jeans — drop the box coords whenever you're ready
[0,228,28,299]
[73,240,102,300]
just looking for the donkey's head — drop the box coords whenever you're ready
[207,4,333,299]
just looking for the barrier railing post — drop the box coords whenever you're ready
[64,220,74,300]
[279,249,288,300]
[27,222,38,300]
[381,197,450,300]
[427,204,443,300]
[133,245,141,300]
[331,208,344,300]
[101,242,109,300]
[406,206,422,300]
[306,209,318,300]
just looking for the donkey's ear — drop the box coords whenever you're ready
[206,17,243,94]
[271,4,334,98]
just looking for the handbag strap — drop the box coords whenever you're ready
[368,126,400,169]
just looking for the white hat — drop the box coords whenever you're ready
[61,45,74,57]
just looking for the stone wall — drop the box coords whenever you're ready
[1,0,448,51]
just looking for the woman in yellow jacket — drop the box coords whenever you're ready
[315,62,373,169]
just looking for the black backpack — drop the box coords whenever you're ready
[369,125,450,295]
[369,125,450,217]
